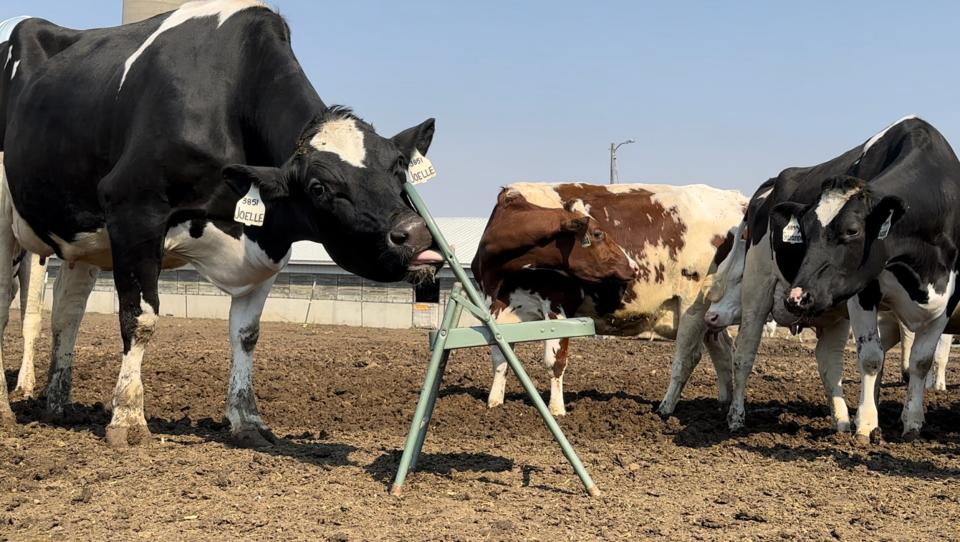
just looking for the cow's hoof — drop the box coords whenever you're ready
[655,403,674,418]
[835,420,851,433]
[900,370,910,384]
[487,398,504,409]
[230,426,277,449]
[902,428,921,442]
[726,413,745,432]
[9,387,35,402]
[105,423,152,448]
[549,406,566,417]
[0,407,15,428]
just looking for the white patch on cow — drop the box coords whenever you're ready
[603,208,609,220]
[10,59,19,79]
[309,118,367,168]
[566,198,591,217]
[814,188,860,227]
[756,187,773,200]
[921,272,956,317]
[613,219,621,226]
[164,221,288,297]
[862,115,919,154]
[4,47,11,72]
[119,0,267,91]
[504,183,564,209]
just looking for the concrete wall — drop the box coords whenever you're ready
[122,0,189,24]
[24,264,480,329]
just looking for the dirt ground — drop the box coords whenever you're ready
[0,313,958,541]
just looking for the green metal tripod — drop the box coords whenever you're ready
[390,180,600,497]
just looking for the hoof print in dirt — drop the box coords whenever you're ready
[105,424,153,448]
[230,427,278,449]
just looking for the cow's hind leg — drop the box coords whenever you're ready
[45,262,97,418]
[13,254,46,399]
[0,161,15,426]
[926,334,950,391]
[815,320,851,432]
[487,344,510,409]
[226,276,277,447]
[901,317,948,440]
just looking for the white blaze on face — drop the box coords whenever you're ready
[119,0,268,91]
[814,188,860,227]
[309,118,367,168]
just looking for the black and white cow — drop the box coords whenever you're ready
[725,116,960,441]
[0,1,442,447]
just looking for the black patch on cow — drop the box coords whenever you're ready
[680,268,700,281]
[188,219,206,239]
[856,280,882,311]
[239,324,260,354]
[886,259,929,304]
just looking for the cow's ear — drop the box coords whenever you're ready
[770,202,808,244]
[391,118,436,160]
[560,216,589,234]
[866,195,906,239]
[222,164,289,201]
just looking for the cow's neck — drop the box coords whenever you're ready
[241,43,326,166]
[242,197,315,264]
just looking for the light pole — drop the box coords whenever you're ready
[609,139,635,184]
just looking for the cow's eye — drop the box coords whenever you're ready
[593,230,605,240]
[844,227,861,238]
[308,179,326,199]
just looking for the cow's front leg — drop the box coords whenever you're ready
[12,254,47,399]
[815,320,851,432]
[45,261,97,418]
[487,344,510,409]
[704,330,733,405]
[225,276,277,448]
[901,316,948,440]
[543,337,569,416]
[727,250,776,431]
[104,216,164,448]
[848,289,883,444]
[658,300,708,416]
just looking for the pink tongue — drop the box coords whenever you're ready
[411,249,444,264]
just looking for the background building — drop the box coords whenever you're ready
[35,218,487,329]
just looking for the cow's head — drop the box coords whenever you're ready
[704,223,747,329]
[769,175,905,316]
[224,107,442,282]
[476,201,638,287]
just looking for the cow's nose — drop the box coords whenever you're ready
[784,287,813,314]
[389,215,432,250]
[704,311,720,326]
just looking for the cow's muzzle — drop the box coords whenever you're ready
[783,287,814,315]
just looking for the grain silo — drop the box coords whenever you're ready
[122,0,190,24]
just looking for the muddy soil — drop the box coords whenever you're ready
[0,313,958,541]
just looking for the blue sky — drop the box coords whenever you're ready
[6,1,960,216]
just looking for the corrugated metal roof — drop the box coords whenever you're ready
[289,217,488,266]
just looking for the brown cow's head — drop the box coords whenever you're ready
[473,199,638,291]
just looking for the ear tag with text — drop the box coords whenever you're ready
[234,185,266,226]
[782,216,803,244]
[407,150,437,184]
[878,210,893,240]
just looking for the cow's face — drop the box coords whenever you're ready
[769,176,905,316]
[224,108,442,283]
[557,216,639,283]
[704,224,747,329]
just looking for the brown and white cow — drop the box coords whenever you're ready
[472,182,747,415]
